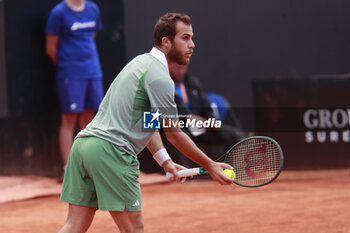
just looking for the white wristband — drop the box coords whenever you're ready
[153,148,171,166]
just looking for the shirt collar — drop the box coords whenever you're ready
[149,47,169,74]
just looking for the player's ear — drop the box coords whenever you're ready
[161,37,171,50]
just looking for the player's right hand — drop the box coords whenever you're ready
[162,159,179,181]
[162,160,189,183]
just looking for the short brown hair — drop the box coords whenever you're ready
[154,13,192,47]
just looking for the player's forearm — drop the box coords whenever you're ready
[46,49,57,64]
[165,130,215,170]
[46,34,59,64]
[147,131,174,167]
[147,130,165,154]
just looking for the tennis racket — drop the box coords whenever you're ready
[167,136,284,187]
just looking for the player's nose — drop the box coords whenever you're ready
[189,39,195,49]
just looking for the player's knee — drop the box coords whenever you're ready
[133,220,144,233]
[123,218,144,233]
[119,224,144,233]
[61,113,78,128]
[59,221,87,233]
[128,214,144,233]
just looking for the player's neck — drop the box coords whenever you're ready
[65,0,85,12]
[167,59,179,70]
[154,46,171,70]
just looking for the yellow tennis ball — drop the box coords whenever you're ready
[224,169,236,180]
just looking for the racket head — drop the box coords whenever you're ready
[223,136,284,187]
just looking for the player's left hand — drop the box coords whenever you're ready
[206,162,234,185]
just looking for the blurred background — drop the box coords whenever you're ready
[1,0,350,177]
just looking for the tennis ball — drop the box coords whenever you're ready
[224,169,236,180]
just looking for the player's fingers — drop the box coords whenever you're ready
[174,163,187,171]
[221,176,234,185]
[163,160,180,180]
[173,163,190,183]
[170,169,179,181]
[219,162,233,171]
[207,162,234,185]
[221,177,234,185]
[165,167,179,181]
[214,176,231,185]
[217,170,234,185]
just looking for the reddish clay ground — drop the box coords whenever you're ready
[1,171,350,233]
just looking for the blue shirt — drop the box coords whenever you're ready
[46,0,102,79]
[175,81,192,112]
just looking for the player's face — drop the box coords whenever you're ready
[168,22,195,65]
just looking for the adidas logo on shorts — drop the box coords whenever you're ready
[132,200,140,207]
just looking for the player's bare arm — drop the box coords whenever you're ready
[45,34,59,64]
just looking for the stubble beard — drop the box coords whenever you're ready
[168,43,190,65]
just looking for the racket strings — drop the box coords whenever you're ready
[226,138,281,186]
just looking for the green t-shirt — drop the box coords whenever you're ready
[77,50,177,157]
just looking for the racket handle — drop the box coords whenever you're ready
[166,167,201,179]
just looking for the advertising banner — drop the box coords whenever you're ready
[253,78,350,169]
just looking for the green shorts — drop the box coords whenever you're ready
[60,136,141,211]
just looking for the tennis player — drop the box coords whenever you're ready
[58,13,234,233]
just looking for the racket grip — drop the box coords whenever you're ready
[166,167,201,179]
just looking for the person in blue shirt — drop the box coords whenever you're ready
[45,0,103,176]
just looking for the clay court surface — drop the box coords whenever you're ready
[1,170,350,233]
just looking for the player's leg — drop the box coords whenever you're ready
[78,110,95,130]
[59,138,99,232]
[79,78,103,130]
[59,112,78,165]
[56,78,85,166]
[58,204,96,233]
[81,137,143,231]
[109,210,144,233]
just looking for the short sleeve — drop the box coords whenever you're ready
[145,77,178,119]
[46,9,62,35]
[91,2,102,31]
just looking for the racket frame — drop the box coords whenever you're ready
[226,136,284,187]
[166,136,284,188]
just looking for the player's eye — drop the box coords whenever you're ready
[182,35,190,41]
